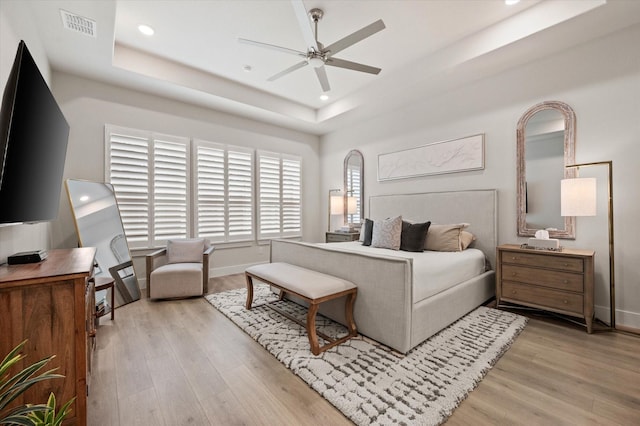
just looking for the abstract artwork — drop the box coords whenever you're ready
[378,133,484,181]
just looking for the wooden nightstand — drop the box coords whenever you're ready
[496,244,595,333]
[326,231,360,243]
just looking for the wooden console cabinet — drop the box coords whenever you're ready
[496,244,595,333]
[0,247,96,426]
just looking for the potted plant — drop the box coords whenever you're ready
[0,341,74,426]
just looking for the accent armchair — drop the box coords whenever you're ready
[146,238,214,300]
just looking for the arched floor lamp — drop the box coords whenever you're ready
[561,160,615,329]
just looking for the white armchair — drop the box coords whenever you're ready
[146,238,214,300]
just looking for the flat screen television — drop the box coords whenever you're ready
[0,40,69,224]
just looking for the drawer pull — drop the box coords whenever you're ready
[512,272,518,276]
[511,257,518,261]
[511,290,517,295]
[563,300,568,304]
[564,279,569,284]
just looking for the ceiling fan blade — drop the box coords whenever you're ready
[324,19,386,57]
[267,60,308,82]
[325,57,381,75]
[238,38,306,57]
[290,0,319,51]
[314,66,331,92]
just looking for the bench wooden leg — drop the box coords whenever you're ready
[345,291,357,338]
[245,273,254,310]
[306,303,321,356]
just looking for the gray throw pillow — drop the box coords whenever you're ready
[371,216,402,250]
[400,220,431,252]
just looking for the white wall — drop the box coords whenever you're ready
[49,72,321,285]
[0,2,54,263]
[320,25,640,329]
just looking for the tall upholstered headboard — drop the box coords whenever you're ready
[369,189,498,268]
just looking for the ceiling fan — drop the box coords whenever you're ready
[239,0,385,92]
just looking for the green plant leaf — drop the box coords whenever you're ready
[0,340,71,426]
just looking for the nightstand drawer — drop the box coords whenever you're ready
[326,232,360,243]
[502,250,584,272]
[502,264,583,292]
[502,281,584,315]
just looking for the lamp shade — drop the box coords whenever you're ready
[347,196,357,214]
[330,195,344,214]
[561,178,596,217]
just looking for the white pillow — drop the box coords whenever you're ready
[166,238,205,264]
[371,216,402,250]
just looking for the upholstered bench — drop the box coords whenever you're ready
[245,262,357,355]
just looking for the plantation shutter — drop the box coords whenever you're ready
[282,155,301,236]
[257,151,302,240]
[227,148,254,241]
[194,140,254,243]
[347,166,361,224]
[105,126,150,248]
[152,136,189,243]
[106,125,189,248]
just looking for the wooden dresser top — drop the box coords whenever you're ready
[0,247,96,285]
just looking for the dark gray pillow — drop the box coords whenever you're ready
[362,218,374,246]
[400,221,431,252]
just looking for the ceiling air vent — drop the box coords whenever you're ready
[60,9,96,38]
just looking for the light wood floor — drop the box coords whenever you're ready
[88,273,640,425]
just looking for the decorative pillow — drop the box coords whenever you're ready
[371,216,402,250]
[424,223,469,252]
[166,238,205,264]
[400,220,431,252]
[460,231,476,250]
[362,218,374,246]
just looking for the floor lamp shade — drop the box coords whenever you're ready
[561,178,596,217]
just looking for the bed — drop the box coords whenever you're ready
[270,189,497,353]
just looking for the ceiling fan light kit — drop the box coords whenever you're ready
[239,0,385,92]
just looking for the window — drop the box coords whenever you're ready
[106,125,299,249]
[257,151,302,240]
[194,140,254,243]
[106,125,189,248]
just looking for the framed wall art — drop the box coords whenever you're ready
[377,133,484,181]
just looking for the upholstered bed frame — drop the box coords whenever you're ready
[270,189,497,353]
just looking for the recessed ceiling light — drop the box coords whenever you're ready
[243,65,252,72]
[138,24,154,36]
[80,195,89,202]
[320,95,329,101]
[505,0,520,5]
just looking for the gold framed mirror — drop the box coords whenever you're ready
[517,101,576,239]
[66,179,141,307]
[344,149,364,226]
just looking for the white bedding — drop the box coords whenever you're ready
[318,241,487,303]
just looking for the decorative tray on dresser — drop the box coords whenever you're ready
[496,244,595,333]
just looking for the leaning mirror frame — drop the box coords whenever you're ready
[65,179,142,308]
[517,100,576,239]
[343,149,364,227]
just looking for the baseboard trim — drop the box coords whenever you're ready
[594,303,640,330]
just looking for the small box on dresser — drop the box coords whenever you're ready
[496,244,595,333]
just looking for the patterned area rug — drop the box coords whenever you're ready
[206,284,527,425]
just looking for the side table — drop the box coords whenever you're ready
[94,276,115,322]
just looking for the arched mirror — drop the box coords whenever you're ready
[344,150,364,226]
[517,101,576,239]
[66,179,141,308]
